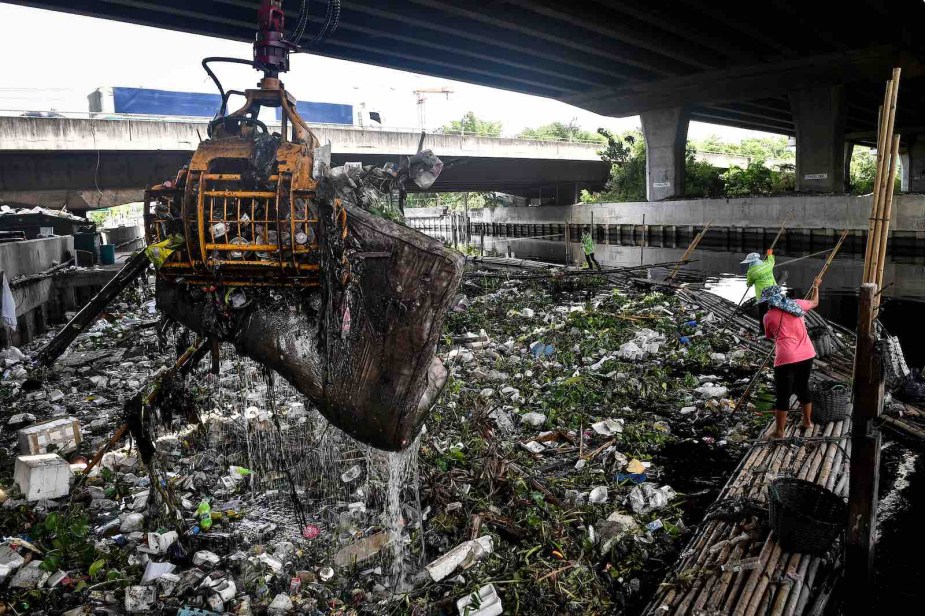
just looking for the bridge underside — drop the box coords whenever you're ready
[7,0,925,139]
[6,1,925,201]
[0,151,608,210]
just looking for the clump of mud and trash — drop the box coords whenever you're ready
[0,259,783,615]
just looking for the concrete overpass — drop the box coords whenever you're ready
[6,0,925,201]
[0,115,609,209]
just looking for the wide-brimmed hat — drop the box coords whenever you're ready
[759,285,804,316]
[741,252,762,265]
[758,285,780,303]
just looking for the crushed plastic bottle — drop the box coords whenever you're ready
[341,465,362,483]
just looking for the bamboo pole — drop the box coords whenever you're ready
[882,415,925,441]
[769,209,795,253]
[693,538,737,611]
[721,210,795,330]
[864,70,900,282]
[773,554,809,616]
[674,522,731,614]
[705,540,747,611]
[874,134,902,298]
[863,82,893,280]
[666,220,713,282]
[731,539,780,616]
[794,558,822,614]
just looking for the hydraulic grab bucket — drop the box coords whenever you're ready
[145,78,463,451]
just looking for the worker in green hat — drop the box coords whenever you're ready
[742,249,776,335]
[581,230,601,271]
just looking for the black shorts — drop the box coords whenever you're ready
[773,358,813,411]
[757,302,770,335]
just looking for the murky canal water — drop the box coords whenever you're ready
[434,229,925,611]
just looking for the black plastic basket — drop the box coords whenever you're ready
[808,325,837,358]
[811,380,850,424]
[768,478,846,555]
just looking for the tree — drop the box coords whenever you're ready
[580,129,646,202]
[720,162,794,197]
[688,134,794,163]
[848,147,901,195]
[400,191,502,211]
[849,147,877,194]
[685,145,724,198]
[518,119,606,143]
[443,112,502,137]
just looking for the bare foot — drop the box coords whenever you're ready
[799,421,814,432]
[771,429,785,439]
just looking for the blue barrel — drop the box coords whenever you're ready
[100,244,116,265]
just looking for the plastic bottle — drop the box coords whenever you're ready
[195,499,213,531]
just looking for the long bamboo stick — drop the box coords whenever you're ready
[865,71,900,281]
[769,209,795,253]
[863,82,894,281]
[866,69,901,283]
[868,133,900,287]
[674,521,731,614]
[666,220,714,282]
[772,554,807,616]
[874,134,902,296]
[706,537,753,611]
[734,541,783,616]
[794,557,822,614]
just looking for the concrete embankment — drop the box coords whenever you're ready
[406,194,925,253]
[1,236,123,347]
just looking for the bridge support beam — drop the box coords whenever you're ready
[641,107,689,201]
[789,85,848,193]
[900,136,925,192]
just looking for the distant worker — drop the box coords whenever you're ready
[582,230,601,271]
[761,280,820,439]
[742,249,776,334]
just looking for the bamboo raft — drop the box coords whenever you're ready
[641,281,923,615]
[638,287,849,615]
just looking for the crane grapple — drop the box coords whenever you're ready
[144,1,463,451]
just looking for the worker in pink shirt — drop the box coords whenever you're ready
[760,278,821,438]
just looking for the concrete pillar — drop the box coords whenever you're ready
[901,136,925,192]
[640,107,689,201]
[789,85,848,192]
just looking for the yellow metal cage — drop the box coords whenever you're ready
[144,79,333,287]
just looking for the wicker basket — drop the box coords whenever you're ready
[811,380,850,424]
[769,478,846,555]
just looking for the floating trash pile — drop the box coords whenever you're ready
[0,267,780,614]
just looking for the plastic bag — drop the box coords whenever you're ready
[1,272,16,331]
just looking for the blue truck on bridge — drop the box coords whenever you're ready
[87,87,365,126]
